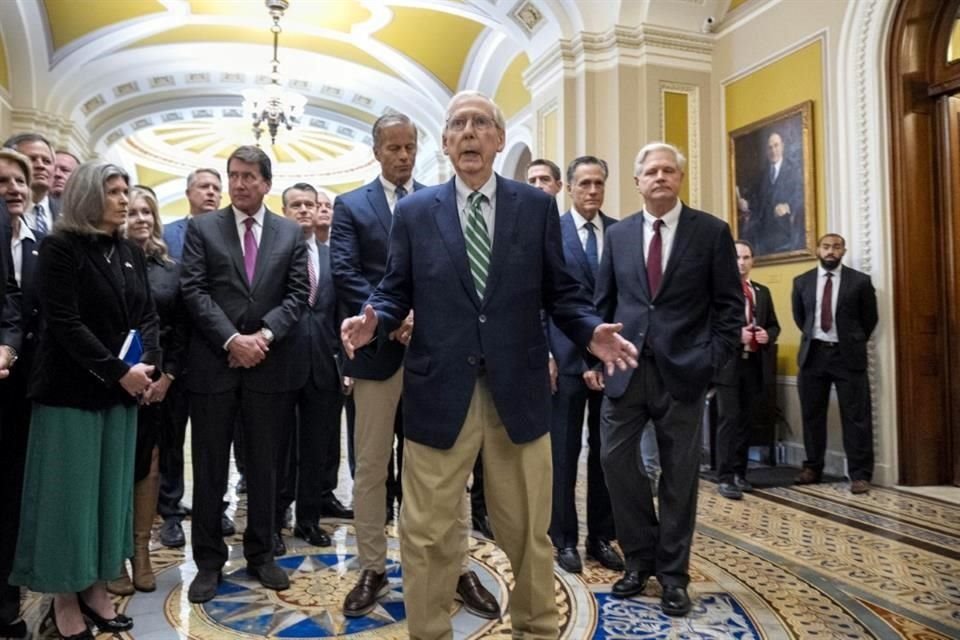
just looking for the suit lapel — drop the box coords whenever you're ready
[657,206,695,298]
[630,215,654,301]
[218,208,249,288]
[561,212,594,288]
[482,176,519,307]
[433,179,480,308]
[21,236,39,292]
[366,180,393,235]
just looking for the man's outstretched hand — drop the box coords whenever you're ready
[588,323,639,376]
[341,305,379,359]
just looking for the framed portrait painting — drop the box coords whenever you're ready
[729,100,816,264]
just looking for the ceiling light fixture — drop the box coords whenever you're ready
[242,0,307,145]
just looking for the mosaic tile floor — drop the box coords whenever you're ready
[10,472,960,639]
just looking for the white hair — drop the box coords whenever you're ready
[633,142,687,176]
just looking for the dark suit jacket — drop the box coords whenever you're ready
[547,210,617,376]
[292,241,341,391]
[331,178,425,380]
[29,232,160,409]
[0,203,22,354]
[714,280,780,387]
[792,265,878,370]
[162,217,189,263]
[146,256,188,379]
[595,205,743,402]
[180,206,310,394]
[742,158,804,255]
[367,175,600,450]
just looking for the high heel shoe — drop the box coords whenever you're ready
[77,597,134,633]
[45,601,93,640]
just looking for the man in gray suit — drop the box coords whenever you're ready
[180,146,309,603]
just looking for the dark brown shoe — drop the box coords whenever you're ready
[343,570,389,617]
[455,570,499,619]
[794,467,821,485]
[850,479,871,494]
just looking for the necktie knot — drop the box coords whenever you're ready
[468,191,485,210]
[243,217,256,231]
[653,219,663,233]
[395,185,407,200]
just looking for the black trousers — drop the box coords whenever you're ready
[549,374,615,548]
[714,353,762,483]
[190,388,295,570]
[278,378,344,524]
[798,341,874,481]
[158,381,189,519]
[0,378,29,623]
[600,356,704,587]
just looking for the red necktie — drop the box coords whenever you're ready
[647,219,663,296]
[821,272,833,333]
[743,280,759,350]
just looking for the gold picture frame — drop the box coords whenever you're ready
[729,100,816,264]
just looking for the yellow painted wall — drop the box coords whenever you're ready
[0,31,8,90]
[724,40,824,375]
[728,0,752,12]
[44,0,166,51]
[663,91,689,204]
[494,54,531,120]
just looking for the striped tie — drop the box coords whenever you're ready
[465,191,491,299]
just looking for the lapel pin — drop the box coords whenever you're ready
[124,261,134,269]
[31,250,38,256]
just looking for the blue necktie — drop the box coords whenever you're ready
[584,221,599,274]
[34,204,48,234]
[395,185,407,200]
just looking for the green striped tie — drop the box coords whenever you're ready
[465,191,491,298]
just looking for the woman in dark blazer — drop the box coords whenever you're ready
[9,162,159,640]
[107,186,186,595]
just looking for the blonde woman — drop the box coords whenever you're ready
[106,187,187,595]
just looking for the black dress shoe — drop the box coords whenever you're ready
[273,532,287,557]
[455,571,499,619]
[294,522,332,547]
[343,570,389,617]
[78,598,133,633]
[556,547,582,573]
[586,538,624,571]
[611,571,649,599]
[661,585,692,616]
[471,512,495,539]
[717,482,743,500]
[247,562,290,590]
[187,569,222,603]
[318,497,354,519]
[221,513,236,537]
[734,475,754,492]
[160,517,186,548]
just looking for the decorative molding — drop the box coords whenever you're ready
[536,99,559,160]
[10,108,90,156]
[510,0,545,36]
[659,82,701,208]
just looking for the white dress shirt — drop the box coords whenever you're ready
[380,175,415,214]
[11,220,37,286]
[571,207,604,260]
[233,205,265,254]
[642,199,683,273]
[455,174,497,247]
[813,263,842,342]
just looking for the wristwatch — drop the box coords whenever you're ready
[260,327,275,344]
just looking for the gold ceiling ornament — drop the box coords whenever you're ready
[241,0,307,145]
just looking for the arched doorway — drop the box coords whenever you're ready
[889,0,960,485]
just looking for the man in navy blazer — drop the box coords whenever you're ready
[180,146,309,603]
[792,233,878,494]
[545,156,623,575]
[342,91,637,640]
[163,168,223,261]
[595,142,742,616]
[332,113,497,619]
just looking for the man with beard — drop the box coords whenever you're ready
[792,233,878,494]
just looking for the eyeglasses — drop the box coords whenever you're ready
[446,115,497,132]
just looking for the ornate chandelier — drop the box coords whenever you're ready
[242,0,307,145]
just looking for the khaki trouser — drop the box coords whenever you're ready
[352,370,470,573]
[400,380,557,640]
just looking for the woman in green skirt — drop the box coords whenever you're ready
[10,162,160,639]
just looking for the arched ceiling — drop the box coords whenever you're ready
[0,0,735,215]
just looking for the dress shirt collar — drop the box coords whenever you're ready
[379,174,414,197]
[305,234,317,252]
[817,263,843,279]
[13,218,36,244]
[455,173,497,206]
[642,198,682,229]
[571,206,603,232]
[232,204,265,227]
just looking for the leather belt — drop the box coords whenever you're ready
[812,339,838,349]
